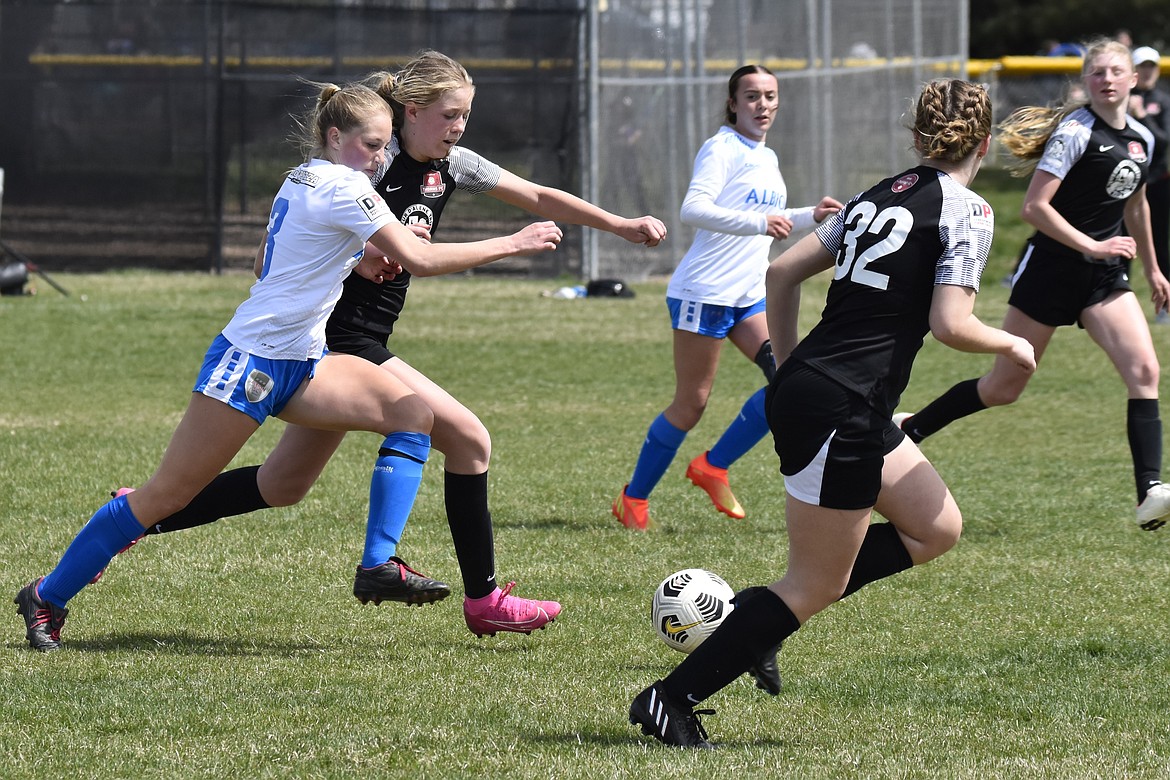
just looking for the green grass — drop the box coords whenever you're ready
[3,175,1170,778]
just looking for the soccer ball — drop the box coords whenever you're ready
[652,568,735,654]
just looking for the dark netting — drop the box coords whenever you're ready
[0,0,585,274]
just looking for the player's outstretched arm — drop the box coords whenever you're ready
[489,169,667,246]
[369,218,561,278]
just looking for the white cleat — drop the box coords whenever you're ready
[1136,483,1170,530]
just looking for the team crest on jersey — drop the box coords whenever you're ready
[421,171,446,198]
[1128,141,1148,163]
[244,369,274,404]
[400,203,435,229]
[967,200,993,229]
[1042,136,1068,166]
[891,173,918,193]
[1106,160,1142,199]
[357,193,391,221]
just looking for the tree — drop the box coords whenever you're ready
[970,0,1170,58]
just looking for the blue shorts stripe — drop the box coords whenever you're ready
[667,296,766,338]
[193,334,316,424]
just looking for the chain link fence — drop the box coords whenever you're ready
[588,0,968,279]
[0,0,967,278]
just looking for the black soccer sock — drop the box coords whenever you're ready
[662,587,800,706]
[145,465,270,535]
[444,470,497,599]
[841,522,914,599]
[900,378,987,443]
[1127,398,1163,502]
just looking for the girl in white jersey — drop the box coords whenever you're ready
[613,64,842,531]
[95,51,666,638]
[630,78,1036,749]
[13,81,561,652]
[896,38,1170,531]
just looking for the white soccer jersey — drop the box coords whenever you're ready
[666,125,816,307]
[223,159,395,360]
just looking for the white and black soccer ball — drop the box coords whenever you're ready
[651,568,735,654]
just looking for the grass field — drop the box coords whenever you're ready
[3,173,1170,778]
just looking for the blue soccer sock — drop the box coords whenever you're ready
[627,414,687,500]
[361,431,430,569]
[38,494,145,608]
[707,387,768,470]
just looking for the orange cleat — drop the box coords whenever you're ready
[686,452,746,519]
[613,485,652,530]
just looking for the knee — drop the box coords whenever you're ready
[666,399,706,431]
[1132,358,1160,391]
[913,512,962,563]
[979,380,1024,408]
[256,470,314,508]
[386,393,434,436]
[438,416,492,469]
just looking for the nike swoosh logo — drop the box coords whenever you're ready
[665,619,703,635]
[686,694,701,704]
[384,185,403,192]
[1099,145,1114,152]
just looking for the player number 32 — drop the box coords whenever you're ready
[834,201,912,291]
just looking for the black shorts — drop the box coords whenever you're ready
[766,361,904,510]
[1008,241,1132,328]
[324,319,396,365]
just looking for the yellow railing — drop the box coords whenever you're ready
[970,55,1170,78]
[29,52,1170,77]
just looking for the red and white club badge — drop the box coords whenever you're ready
[891,173,919,193]
[421,171,446,198]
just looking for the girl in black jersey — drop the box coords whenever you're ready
[630,79,1036,747]
[111,51,668,638]
[897,38,1170,531]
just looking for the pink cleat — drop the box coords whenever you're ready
[463,581,561,638]
[89,488,140,584]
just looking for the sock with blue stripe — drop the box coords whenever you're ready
[361,432,430,569]
[707,387,768,470]
[38,494,145,608]
[627,413,687,500]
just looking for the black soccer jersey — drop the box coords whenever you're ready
[789,166,993,415]
[1030,107,1155,260]
[327,133,503,337]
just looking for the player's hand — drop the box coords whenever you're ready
[764,214,794,240]
[1146,269,1170,313]
[617,215,668,247]
[1005,335,1037,374]
[406,223,432,243]
[1089,235,1136,260]
[510,221,563,255]
[812,196,845,223]
[355,242,403,284]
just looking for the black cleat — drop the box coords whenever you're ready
[14,578,68,653]
[353,556,450,606]
[629,680,715,749]
[748,642,783,696]
[733,587,783,695]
